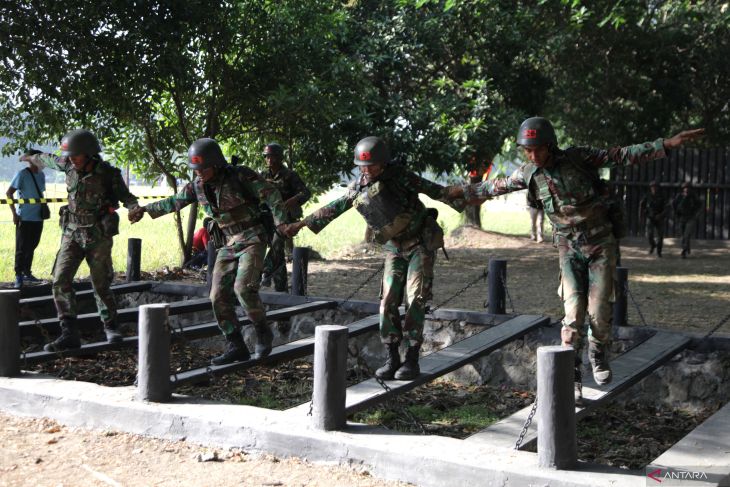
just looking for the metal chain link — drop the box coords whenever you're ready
[702,312,730,341]
[626,282,649,327]
[514,397,538,450]
[342,262,385,304]
[429,267,488,315]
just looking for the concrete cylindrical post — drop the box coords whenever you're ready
[137,304,171,402]
[488,258,507,314]
[206,241,217,291]
[0,291,21,377]
[312,325,348,430]
[126,238,142,283]
[290,246,310,296]
[613,267,629,328]
[537,345,576,469]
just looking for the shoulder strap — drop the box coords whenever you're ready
[25,168,45,198]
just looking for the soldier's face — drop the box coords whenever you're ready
[359,162,384,183]
[69,154,89,171]
[195,167,216,183]
[265,154,282,171]
[522,145,551,167]
[650,186,657,194]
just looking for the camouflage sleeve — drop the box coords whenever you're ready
[111,168,140,211]
[302,188,356,234]
[289,171,312,206]
[145,182,196,219]
[33,153,69,173]
[245,174,287,227]
[462,166,528,200]
[581,139,667,169]
[405,171,466,212]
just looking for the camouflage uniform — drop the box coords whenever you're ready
[259,166,311,291]
[145,165,286,337]
[672,189,702,256]
[463,139,667,356]
[639,191,669,255]
[31,153,139,326]
[303,164,461,347]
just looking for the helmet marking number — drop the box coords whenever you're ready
[523,129,537,139]
[359,151,371,161]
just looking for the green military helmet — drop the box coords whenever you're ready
[516,117,557,147]
[262,143,284,157]
[188,138,226,170]
[60,129,102,157]
[354,136,390,166]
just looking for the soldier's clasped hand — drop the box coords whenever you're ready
[129,206,146,223]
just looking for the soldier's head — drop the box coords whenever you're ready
[649,180,658,194]
[263,143,284,171]
[354,136,389,183]
[516,117,557,168]
[60,129,101,171]
[681,181,692,195]
[23,149,43,172]
[188,138,226,183]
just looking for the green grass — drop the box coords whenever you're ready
[0,183,539,282]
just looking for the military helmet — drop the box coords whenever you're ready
[353,136,390,166]
[681,182,692,189]
[516,117,557,147]
[188,138,226,170]
[60,129,102,157]
[262,143,284,157]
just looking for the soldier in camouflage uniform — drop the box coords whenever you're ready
[672,182,703,259]
[259,142,311,292]
[639,181,669,257]
[130,138,287,365]
[283,136,465,380]
[449,118,703,400]
[21,129,141,351]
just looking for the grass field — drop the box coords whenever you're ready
[0,184,538,282]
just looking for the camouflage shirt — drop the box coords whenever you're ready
[640,192,669,220]
[672,192,702,222]
[145,165,286,246]
[463,139,667,233]
[260,166,311,221]
[304,164,463,243]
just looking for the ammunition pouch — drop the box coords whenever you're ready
[259,205,275,244]
[100,211,120,237]
[421,210,444,252]
[59,205,70,229]
[206,219,226,249]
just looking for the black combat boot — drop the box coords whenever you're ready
[260,274,272,288]
[211,330,250,365]
[44,319,81,352]
[253,323,274,360]
[588,342,612,385]
[656,242,663,257]
[375,342,401,380]
[394,343,421,380]
[648,242,655,254]
[103,320,123,344]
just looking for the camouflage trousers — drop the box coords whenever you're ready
[645,218,665,252]
[679,218,696,253]
[210,241,267,336]
[262,232,288,292]
[557,233,617,357]
[379,242,435,347]
[52,231,116,324]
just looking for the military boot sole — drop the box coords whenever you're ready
[211,349,251,366]
[394,365,420,381]
[592,368,612,385]
[104,330,123,344]
[253,346,272,361]
[374,363,400,380]
[44,339,81,353]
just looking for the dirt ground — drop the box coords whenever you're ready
[2,228,728,486]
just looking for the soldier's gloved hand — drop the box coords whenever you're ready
[129,206,146,223]
[664,128,705,149]
[445,185,464,200]
[281,221,306,238]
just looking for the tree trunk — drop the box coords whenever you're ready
[464,175,483,227]
[183,202,198,265]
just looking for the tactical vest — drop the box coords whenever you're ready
[352,179,426,244]
[65,159,120,227]
[193,165,262,236]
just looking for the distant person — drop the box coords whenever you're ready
[672,182,703,259]
[448,117,704,403]
[6,149,47,288]
[526,190,544,243]
[22,130,141,351]
[259,143,311,292]
[184,217,212,270]
[639,181,669,257]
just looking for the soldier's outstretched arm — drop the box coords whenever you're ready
[298,186,357,235]
[587,128,704,169]
[142,182,197,220]
[111,168,140,211]
[20,152,69,172]
[460,167,528,202]
[663,128,705,149]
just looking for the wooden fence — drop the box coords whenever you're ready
[609,147,730,240]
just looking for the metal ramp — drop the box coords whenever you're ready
[466,330,691,450]
[287,314,548,415]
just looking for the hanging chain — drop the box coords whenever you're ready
[341,262,385,304]
[514,397,538,450]
[702,312,730,341]
[625,282,649,327]
[428,267,488,315]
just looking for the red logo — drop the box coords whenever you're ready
[647,469,662,482]
[523,129,537,139]
[60,141,68,150]
[191,155,204,164]
[359,151,371,161]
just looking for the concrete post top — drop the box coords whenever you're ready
[139,304,170,310]
[315,325,348,334]
[537,345,574,356]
